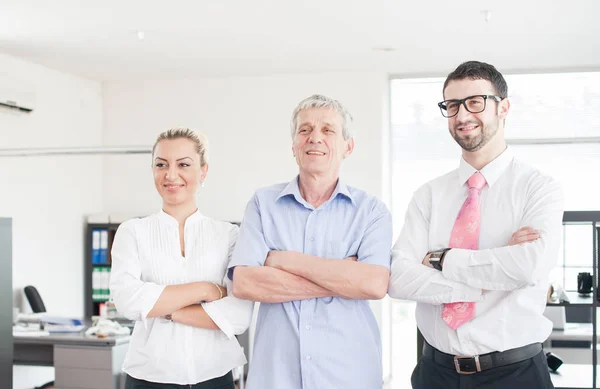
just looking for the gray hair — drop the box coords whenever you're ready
[152,128,209,167]
[290,94,353,140]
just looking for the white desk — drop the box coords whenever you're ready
[546,323,596,366]
[14,331,130,389]
[550,363,598,389]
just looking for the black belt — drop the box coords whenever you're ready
[423,342,542,375]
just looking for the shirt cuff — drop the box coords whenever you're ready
[202,300,235,339]
[450,284,484,303]
[442,248,471,283]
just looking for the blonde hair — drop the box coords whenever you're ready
[152,128,209,166]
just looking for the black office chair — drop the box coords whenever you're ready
[24,285,47,313]
[23,286,54,389]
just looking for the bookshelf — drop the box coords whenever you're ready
[84,222,120,318]
[549,211,600,389]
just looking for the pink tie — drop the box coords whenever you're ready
[442,172,487,330]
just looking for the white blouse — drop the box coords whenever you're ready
[109,210,254,385]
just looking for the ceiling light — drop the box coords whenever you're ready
[372,47,396,52]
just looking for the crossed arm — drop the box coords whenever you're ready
[230,195,392,303]
[232,251,389,302]
[110,223,252,336]
[388,179,563,304]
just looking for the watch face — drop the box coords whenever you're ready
[431,250,444,258]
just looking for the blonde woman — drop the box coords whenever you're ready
[110,128,253,389]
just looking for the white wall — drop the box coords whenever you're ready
[102,73,390,219]
[0,52,103,389]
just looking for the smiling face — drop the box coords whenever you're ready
[444,78,509,153]
[292,107,354,177]
[152,138,207,208]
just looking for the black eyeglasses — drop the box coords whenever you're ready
[438,95,504,118]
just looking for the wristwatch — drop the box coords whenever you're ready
[429,248,451,271]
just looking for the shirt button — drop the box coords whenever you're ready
[305,325,311,330]
[309,237,314,242]
[306,356,312,361]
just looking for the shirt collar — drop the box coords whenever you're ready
[458,147,513,188]
[276,175,355,207]
[157,208,203,227]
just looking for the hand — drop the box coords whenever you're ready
[509,227,540,246]
[344,255,358,261]
[422,253,433,268]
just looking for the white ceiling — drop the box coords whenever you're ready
[1,0,599,81]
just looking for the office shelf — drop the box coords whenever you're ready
[551,211,600,389]
[550,291,596,307]
[84,222,121,318]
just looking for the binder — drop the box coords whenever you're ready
[102,268,110,300]
[99,230,108,264]
[92,230,101,264]
[92,268,99,301]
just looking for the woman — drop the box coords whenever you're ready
[110,128,253,389]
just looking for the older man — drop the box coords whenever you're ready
[228,94,392,389]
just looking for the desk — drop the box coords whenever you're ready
[14,332,130,389]
[546,323,596,365]
[550,363,598,389]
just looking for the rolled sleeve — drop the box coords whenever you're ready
[203,225,254,338]
[202,278,254,339]
[357,201,393,269]
[228,193,271,279]
[109,221,165,321]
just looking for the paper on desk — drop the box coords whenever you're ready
[17,312,47,323]
[45,324,86,333]
[42,315,84,326]
[17,313,84,327]
[13,325,49,337]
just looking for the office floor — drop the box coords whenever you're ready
[13,366,55,389]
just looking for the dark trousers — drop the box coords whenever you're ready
[411,351,554,389]
[125,372,234,389]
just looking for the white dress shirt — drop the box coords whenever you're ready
[389,148,564,356]
[109,210,254,385]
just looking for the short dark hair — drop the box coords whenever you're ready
[443,61,508,98]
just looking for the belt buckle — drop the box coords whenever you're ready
[453,355,481,375]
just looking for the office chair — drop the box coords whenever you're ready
[23,286,55,389]
[24,285,47,313]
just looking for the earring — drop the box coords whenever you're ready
[200,181,205,188]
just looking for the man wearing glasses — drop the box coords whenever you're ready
[389,61,564,388]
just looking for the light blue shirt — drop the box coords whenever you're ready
[229,176,392,389]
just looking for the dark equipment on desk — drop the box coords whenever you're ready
[546,352,563,372]
[577,272,593,296]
